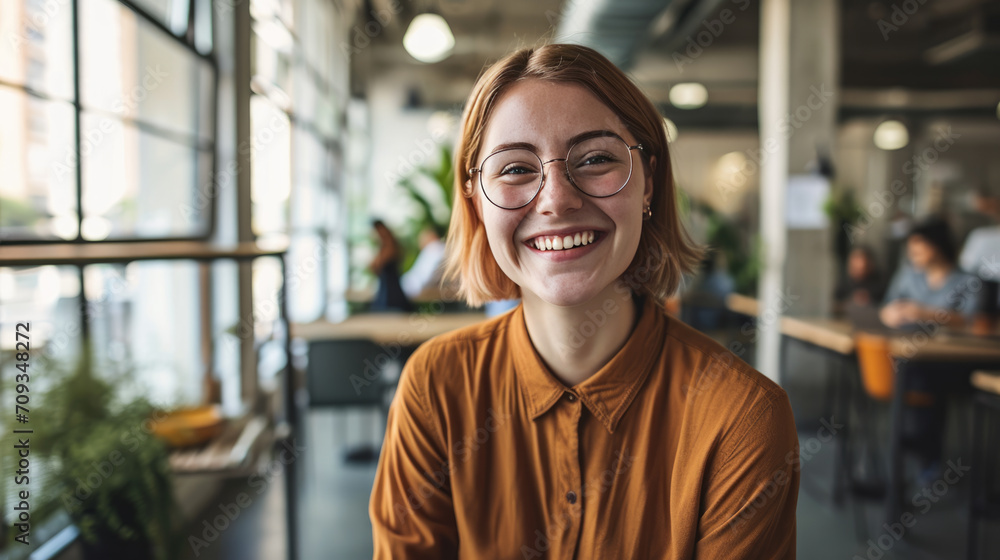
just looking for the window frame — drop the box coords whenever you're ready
[0,0,220,245]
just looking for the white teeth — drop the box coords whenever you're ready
[531,230,598,251]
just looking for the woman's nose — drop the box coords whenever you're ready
[533,159,583,215]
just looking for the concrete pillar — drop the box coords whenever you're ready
[756,0,839,382]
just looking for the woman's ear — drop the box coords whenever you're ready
[644,156,657,205]
[467,179,483,219]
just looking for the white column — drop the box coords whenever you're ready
[756,0,790,382]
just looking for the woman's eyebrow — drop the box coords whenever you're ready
[487,130,621,155]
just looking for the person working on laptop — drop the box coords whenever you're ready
[879,218,980,329]
[877,218,980,484]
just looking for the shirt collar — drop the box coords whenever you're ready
[509,296,665,434]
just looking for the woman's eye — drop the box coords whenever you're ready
[500,164,534,175]
[580,153,615,166]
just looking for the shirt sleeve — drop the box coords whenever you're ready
[369,350,459,559]
[694,394,800,559]
[882,266,909,305]
[959,229,984,276]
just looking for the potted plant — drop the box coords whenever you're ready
[395,143,454,268]
[26,343,180,560]
[823,185,864,278]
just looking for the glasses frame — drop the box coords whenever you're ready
[468,132,644,210]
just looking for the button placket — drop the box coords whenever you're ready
[559,391,583,559]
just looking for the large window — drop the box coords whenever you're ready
[250,0,350,323]
[0,0,216,242]
[0,0,352,554]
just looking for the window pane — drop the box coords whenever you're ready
[211,260,243,416]
[194,0,213,54]
[80,0,214,143]
[287,232,324,322]
[251,0,294,29]
[128,0,189,37]
[84,260,202,406]
[0,265,83,361]
[80,113,212,239]
[251,23,293,100]
[250,95,290,237]
[0,85,78,241]
[252,256,287,387]
[291,127,324,226]
[316,88,339,138]
[0,0,75,101]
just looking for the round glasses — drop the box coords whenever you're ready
[469,132,644,210]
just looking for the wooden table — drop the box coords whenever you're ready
[884,334,1000,528]
[292,311,487,346]
[726,295,1000,518]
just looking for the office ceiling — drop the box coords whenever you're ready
[355,0,1000,118]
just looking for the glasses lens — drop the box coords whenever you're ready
[567,135,633,197]
[480,149,542,208]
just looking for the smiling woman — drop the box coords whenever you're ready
[369,43,800,560]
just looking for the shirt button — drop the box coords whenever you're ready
[566,491,577,504]
[566,392,577,402]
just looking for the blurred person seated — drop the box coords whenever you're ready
[833,245,885,315]
[400,228,447,300]
[370,220,414,312]
[959,190,1000,320]
[878,218,980,484]
[959,189,1000,280]
[879,218,980,329]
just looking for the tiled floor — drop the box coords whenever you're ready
[178,404,997,560]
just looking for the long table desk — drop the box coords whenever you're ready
[726,294,1000,526]
[292,311,487,345]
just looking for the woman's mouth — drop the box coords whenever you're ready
[526,230,600,251]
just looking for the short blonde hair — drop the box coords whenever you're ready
[444,44,703,307]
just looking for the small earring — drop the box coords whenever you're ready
[642,204,652,221]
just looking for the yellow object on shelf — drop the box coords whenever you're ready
[151,406,225,448]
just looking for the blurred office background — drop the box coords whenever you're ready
[1,0,1000,559]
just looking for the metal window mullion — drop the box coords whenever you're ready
[116,0,217,67]
[234,0,259,422]
[71,0,83,244]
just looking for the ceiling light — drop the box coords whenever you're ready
[669,83,708,110]
[403,13,455,64]
[873,120,908,150]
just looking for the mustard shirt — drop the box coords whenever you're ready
[370,296,799,559]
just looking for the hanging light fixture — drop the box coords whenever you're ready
[403,12,455,63]
[669,83,708,110]
[873,120,909,150]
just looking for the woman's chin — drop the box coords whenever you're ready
[523,282,619,310]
